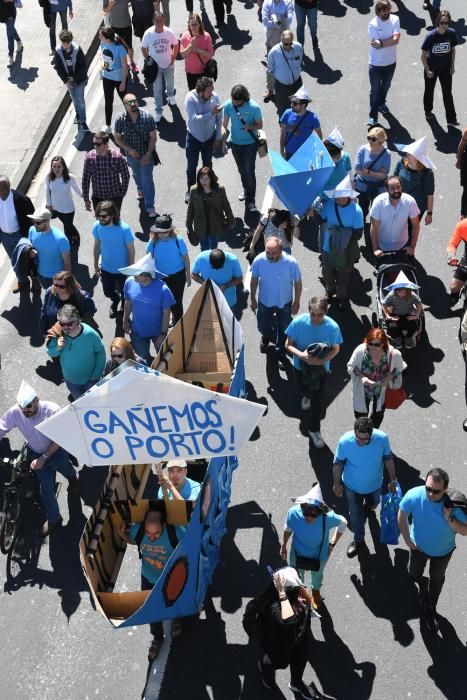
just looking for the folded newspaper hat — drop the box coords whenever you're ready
[289,86,311,102]
[17,380,38,408]
[325,126,344,149]
[291,482,324,506]
[384,270,420,291]
[274,566,305,590]
[166,459,188,468]
[119,253,167,279]
[323,174,359,200]
[394,136,436,171]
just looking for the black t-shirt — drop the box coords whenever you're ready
[130,0,154,17]
[295,0,319,8]
[62,47,74,76]
[421,28,458,71]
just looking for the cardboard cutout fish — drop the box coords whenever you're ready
[268,132,335,217]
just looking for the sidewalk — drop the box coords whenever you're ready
[1,0,103,191]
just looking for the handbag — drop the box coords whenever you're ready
[232,105,268,158]
[142,57,158,85]
[354,148,387,195]
[203,58,218,81]
[187,229,199,246]
[294,514,326,572]
[385,350,407,410]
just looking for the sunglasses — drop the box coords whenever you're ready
[20,401,36,410]
[283,42,292,47]
[93,141,105,146]
[425,485,443,495]
[53,282,67,289]
[111,353,124,359]
[368,342,382,348]
[98,213,111,219]
[367,136,378,142]
[355,433,371,442]
[59,320,75,328]
[303,510,320,518]
[124,99,138,106]
[290,101,301,106]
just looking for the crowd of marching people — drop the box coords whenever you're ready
[1,0,467,696]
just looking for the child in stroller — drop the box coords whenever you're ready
[380,269,423,350]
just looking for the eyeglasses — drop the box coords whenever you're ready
[425,485,443,495]
[98,213,111,219]
[367,136,378,142]
[282,42,292,47]
[93,141,105,146]
[111,353,124,359]
[124,99,138,106]
[53,282,67,289]
[290,101,301,106]
[355,432,371,443]
[368,342,382,348]
[302,510,320,518]
[59,320,76,328]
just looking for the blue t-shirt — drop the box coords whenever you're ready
[250,253,301,308]
[421,28,458,71]
[399,485,467,557]
[124,277,175,338]
[320,199,364,253]
[285,314,343,370]
[280,109,320,156]
[335,429,392,494]
[92,220,135,274]
[286,505,344,560]
[224,99,263,146]
[145,236,188,276]
[129,522,186,584]
[101,41,127,81]
[28,225,70,278]
[192,250,243,307]
[156,477,201,500]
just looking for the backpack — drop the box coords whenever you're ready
[242,596,265,639]
[445,489,467,514]
[134,521,179,559]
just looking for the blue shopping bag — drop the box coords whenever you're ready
[380,482,403,545]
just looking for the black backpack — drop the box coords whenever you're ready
[134,521,179,559]
[445,489,467,514]
[242,597,265,639]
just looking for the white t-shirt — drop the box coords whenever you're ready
[45,174,83,214]
[368,14,400,66]
[0,191,19,234]
[370,193,420,251]
[141,27,178,68]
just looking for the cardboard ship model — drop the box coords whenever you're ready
[39,280,264,627]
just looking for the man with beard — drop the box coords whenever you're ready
[370,175,420,260]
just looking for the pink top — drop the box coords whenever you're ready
[180,30,214,75]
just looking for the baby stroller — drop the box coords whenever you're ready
[372,262,425,350]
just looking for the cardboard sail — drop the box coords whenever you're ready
[76,281,259,626]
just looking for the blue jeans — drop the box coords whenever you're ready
[230,142,257,206]
[29,446,76,523]
[67,81,87,124]
[49,10,68,52]
[200,234,220,251]
[344,485,381,543]
[0,229,22,262]
[295,4,318,46]
[368,62,396,119]
[257,301,292,358]
[131,329,160,364]
[6,15,21,56]
[153,63,175,115]
[186,132,215,190]
[65,379,99,401]
[126,155,155,210]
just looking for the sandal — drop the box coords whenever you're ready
[171,618,183,638]
[147,638,163,662]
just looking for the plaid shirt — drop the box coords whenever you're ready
[114,108,157,156]
[82,148,130,201]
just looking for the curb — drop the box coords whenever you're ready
[16,23,103,195]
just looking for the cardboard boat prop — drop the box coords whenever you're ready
[41,280,264,627]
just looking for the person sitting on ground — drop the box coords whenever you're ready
[156,459,201,501]
[382,271,423,349]
[118,505,186,660]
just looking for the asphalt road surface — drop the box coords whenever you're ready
[0,1,467,699]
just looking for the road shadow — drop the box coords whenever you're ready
[425,115,463,155]
[309,605,376,699]
[215,15,252,52]
[223,219,251,250]
[392,0,426,35]
[7,51,39,90]
[1,288,43,347]
[344,0,373,15]
[320,0,347,18]
[157,104,186,148]
[302,53,343,86]
[420,614,467,700]
[384,112,415,149]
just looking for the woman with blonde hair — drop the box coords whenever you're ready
[103,336,146,376]
[354,126,391,219]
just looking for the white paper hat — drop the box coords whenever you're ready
[323,174,359,200]
[325,126,344,149]
[273,566,304,590]
[394,136,436,171]
[384,270,420,291]
[289,86,311,102]
[119,253,166,279]
[166,459,188,468]
[291,482,324,506]
[16,380,38,408]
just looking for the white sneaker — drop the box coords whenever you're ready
[16,41,24,52]
[309,431,325,448]
[7,55,13,67]
[168,96,176,106]
[301,396,311,411]
[155,112,162,123]
[238,189,246,201]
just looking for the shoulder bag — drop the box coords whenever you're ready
[384,350,407,410]
[294,514,326,571]
[232,105,268,158]
[355,148,387,198]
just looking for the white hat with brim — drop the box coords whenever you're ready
[16,380,38,408]
[384,270,420,291]
[27,206,51,222]
[394,136,436,171]
[166,459,188,469]
[119,253,166,279]
[289,86,311,102]
[291,482,324,507]
[325,126,344,149]
[323,174,359,200]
